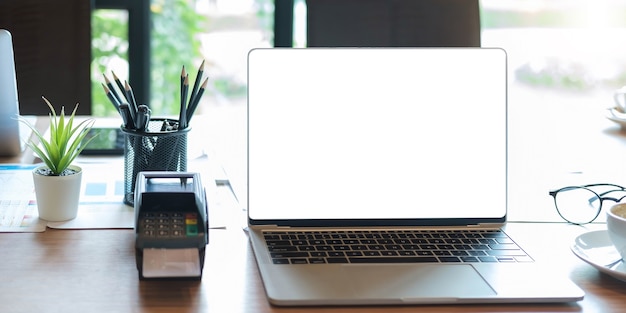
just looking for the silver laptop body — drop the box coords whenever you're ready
[246,47,584,306]
[0,29,22,157]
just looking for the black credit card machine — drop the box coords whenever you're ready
[134,172,208,280]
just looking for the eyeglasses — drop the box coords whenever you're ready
[549,183,626,225]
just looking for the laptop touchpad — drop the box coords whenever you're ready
[345,264,496,301]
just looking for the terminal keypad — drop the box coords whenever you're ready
[139,212,198,238]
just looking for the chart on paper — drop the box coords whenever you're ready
[0,165,46,232]
[0,162,131,232]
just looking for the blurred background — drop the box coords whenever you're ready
[90,0,626,117]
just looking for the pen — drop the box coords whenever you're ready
[119,103,135,130]
[136,104,151,132]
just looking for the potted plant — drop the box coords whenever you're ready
[18,96,95,221]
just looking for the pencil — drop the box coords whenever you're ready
[186,77,208,124]
[179,66,187,128]
[180,66,186,96]
[102,73,123,105]
[124,80,138,119]
[101,83,121,113]
[180,66,187,104]
[111,71,128,102]
[188,60,205,109]
[179,74,189,129]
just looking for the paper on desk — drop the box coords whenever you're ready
[0,164,47,232]
[0,160,128,229]
[2,117,233,230]
[47,203,134,229]
[43,158,130,229]
[48,152,228,229]
[1,154,229,230]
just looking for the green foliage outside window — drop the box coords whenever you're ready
[91,0,207,117]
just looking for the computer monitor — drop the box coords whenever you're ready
[0,29,22,157]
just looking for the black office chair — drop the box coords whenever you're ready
[0,0,92,115]
[275,0,480,47]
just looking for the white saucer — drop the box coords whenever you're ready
[607,115,626,129]
[606,107,626,129]
[571,230,626,282]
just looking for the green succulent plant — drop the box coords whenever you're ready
[19,96,96,176]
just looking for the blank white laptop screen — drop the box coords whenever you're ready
[248,48,507,222]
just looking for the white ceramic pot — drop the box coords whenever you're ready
[32,165,82,222]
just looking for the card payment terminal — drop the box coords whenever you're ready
[134,172,208,280]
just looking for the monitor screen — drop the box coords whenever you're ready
[0,29,21,157]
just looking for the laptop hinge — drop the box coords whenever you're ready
[469,223,505,228]
[249,224,289,229]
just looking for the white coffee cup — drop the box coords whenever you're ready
[614,87,626,111]
[607,203,626,260]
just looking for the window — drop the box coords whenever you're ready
[91,0,270,198]
[92,1,626,222]
[92,9,129,116]
[481,0,626,222]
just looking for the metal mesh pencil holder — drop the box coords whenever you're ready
[122,118,190,205]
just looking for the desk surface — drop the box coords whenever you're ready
[3,112,626,312]
[0,222,624,313]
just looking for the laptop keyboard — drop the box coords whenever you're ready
[263,229,533,264]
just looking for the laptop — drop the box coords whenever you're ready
[246,47,584,306]
[0,29,22,157]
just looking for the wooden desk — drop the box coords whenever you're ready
[0,221,624,313]
[3,112,626,312]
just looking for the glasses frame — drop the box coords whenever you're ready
[548,183,626,225]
